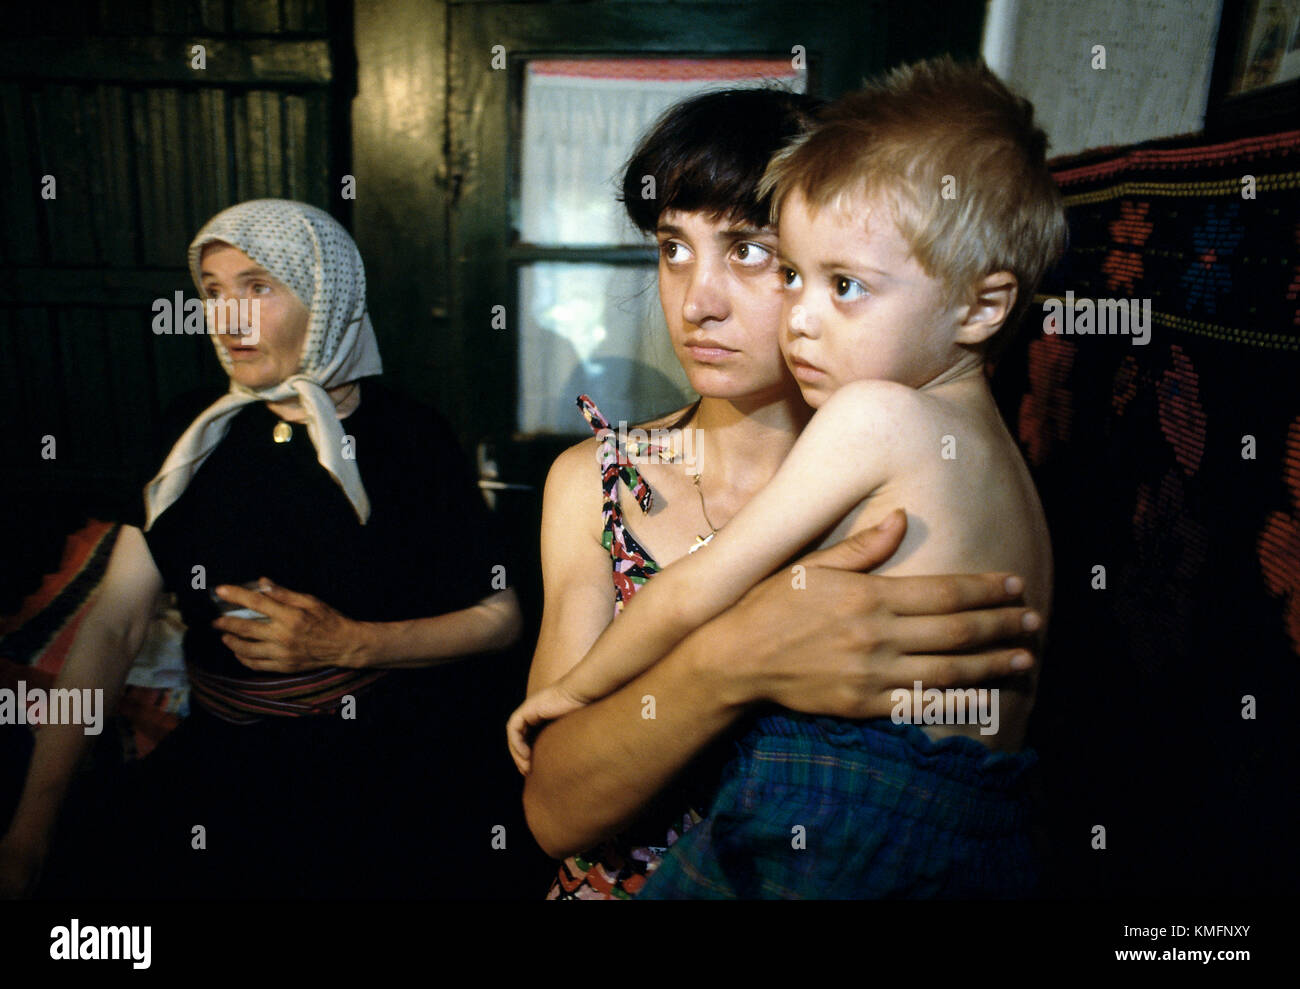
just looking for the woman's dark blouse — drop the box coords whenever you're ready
[65,378,538,897]
[130,376,506,680]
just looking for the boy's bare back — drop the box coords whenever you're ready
[822,373,1050,751]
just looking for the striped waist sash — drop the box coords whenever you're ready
[186,660,387,724]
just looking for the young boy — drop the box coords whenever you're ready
[508,56,1067,897]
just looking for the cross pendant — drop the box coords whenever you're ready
[689,532,715,554]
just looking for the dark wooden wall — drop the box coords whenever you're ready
[0,0,982,898]
[348,0,982,630]
[0,0,984,516]
[0,0,983,620]
[0,0,352,521]
[351,0,449,414]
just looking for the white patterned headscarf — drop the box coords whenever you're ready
[143,199,383,530]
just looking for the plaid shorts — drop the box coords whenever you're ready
[640,713,1040,899]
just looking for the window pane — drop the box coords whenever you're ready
[520,58,807,247]
[517,262,695,434]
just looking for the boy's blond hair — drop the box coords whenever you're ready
[762,56,1067,353]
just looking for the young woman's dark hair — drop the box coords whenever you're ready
[620,87,824,234]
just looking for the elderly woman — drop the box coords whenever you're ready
[1,200,521,897]
[520,89,1040,898]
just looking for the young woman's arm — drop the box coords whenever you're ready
[524,440,623,698]
[0,525,164,897]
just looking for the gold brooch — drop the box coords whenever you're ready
[272,421,293,443]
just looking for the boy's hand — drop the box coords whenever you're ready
[506,682,590,775]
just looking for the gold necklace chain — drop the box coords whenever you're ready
[693,472,719,536]
[625,408,719,552]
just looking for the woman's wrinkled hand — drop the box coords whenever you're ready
[212,578,375,673]
[709,509,1040,719]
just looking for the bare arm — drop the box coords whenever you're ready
[0,524,163,896]
[352,588,522,666]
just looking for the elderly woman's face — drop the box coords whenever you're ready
[655,209,793,403]
[199,243,309,390]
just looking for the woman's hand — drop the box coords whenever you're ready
[707,510,1040,718]
[212,578,375,673]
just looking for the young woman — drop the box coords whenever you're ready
[520,90,1039,898]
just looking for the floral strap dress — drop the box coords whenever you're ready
[545,396,704,899]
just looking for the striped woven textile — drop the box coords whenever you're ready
[185,662,387,724]
[0,519,186,759]
[0,520,117,666]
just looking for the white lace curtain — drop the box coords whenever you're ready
[516,60,804,433]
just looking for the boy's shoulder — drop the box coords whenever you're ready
[809,380,980,474]
[816,379,936,434]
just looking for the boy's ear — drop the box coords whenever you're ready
[954,270,1018,346]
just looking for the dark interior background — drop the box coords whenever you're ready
[0,0,983,618]
[1,0,1292,899]
[0,0,985,899]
